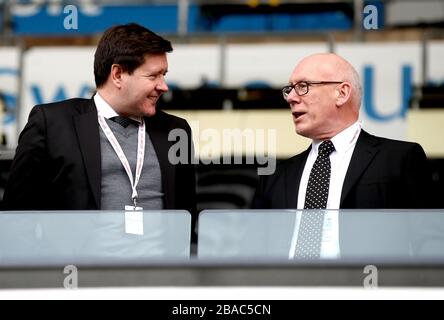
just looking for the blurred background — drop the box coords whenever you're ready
[0,0,443,210]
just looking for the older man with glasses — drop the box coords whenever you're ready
[252,53,435,258]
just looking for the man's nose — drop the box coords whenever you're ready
[286,88,300,104]
[156,76,168,92]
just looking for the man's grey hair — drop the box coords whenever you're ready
[348,65,362,109]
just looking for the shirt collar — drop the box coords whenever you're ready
[93,93,142,123]
[311,121,361,155]
[94,92,118,119]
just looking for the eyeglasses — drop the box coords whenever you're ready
[282,81,343,99]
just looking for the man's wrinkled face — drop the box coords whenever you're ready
[285,57,342,140]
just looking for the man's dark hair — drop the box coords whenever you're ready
[94,23,173,88]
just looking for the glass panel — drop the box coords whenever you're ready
[197,209,444,260]
[0,210,191,265]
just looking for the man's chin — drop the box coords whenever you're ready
[142,106,157,117]
[295,126,310,139]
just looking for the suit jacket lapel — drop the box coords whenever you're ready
[285,147,310,208]
[73,99,101,208]
[145,115,175,209]
[340,130,379,206]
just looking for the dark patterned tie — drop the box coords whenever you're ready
[111,116,135,128]
[295,140,335,258]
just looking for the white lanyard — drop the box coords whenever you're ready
[98,114,145,207]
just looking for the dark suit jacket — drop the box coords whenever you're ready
[252,130,434,209]
[3,98,196,217]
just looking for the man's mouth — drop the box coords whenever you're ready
[292,111,305,120]
[148,96,159,103]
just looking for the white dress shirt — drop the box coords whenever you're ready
[291,121,362,259]
[94,93,141,123]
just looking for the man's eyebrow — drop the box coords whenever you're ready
[144,69,168,75]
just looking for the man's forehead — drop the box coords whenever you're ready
[291,61,322,81]
[139,55,168,69]
[291,57,339,81]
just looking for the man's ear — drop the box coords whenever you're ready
[110,64,123,89]
[336,81,352,107]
